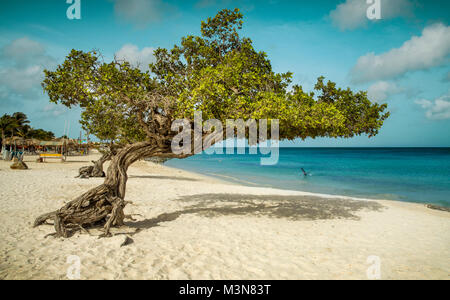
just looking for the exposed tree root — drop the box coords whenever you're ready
[75,151,114,178]
[34,142,185,238]
[34,183,126,238]
[76,163,105,178]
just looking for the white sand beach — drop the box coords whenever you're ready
[0,153,449,280]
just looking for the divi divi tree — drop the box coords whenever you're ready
[34,9,389,237]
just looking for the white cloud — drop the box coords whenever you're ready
[0,37,55,67]
[330,0,367,31]
[2,37,44,61]
[0,37,56,99]
[43,104,68,117]
[112,0,173,27]
[1,66,42,93]
[330,0,414,30]
[350,23,450,83]
[415,92,450,120]
[367,81,403,102]
[115,44,156,71]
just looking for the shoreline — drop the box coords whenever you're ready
[164,147,450,209]
[0,153,449,279]
[164,160,450,210]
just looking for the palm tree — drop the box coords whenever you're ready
[1,113,56,153]
[0,114,16,152]
[17,124,31,138]
[10,112,30,137]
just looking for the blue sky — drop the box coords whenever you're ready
[0,0,449,146]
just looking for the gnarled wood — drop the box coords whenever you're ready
[34,142,165,237]
[76,146,119,178]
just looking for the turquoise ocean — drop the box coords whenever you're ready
[166,148,450,207]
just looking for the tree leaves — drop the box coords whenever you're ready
[0,112,55,142]
[42,8,389,145]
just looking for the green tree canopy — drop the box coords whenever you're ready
[0,114,17,147]
[43,8,388,148]
[27,128,55,140]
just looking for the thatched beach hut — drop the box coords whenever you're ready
[3,136,26,151]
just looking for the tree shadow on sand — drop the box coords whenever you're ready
[129,175,200,182]
[126,194,385,230]
[42,194,384,238]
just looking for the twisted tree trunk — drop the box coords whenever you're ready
[76,152,110,178]
[76,145,122,178]
[34,142,165,237]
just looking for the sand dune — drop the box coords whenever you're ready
[0,154,448,279]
